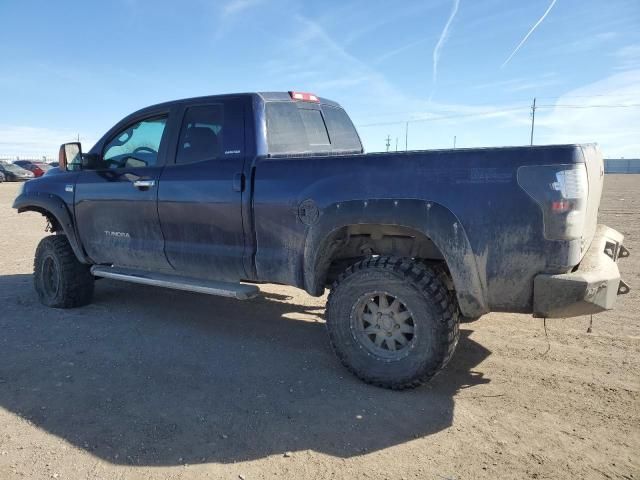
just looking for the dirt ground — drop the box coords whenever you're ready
[0,175,638,480]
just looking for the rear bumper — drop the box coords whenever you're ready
[533,225,630,318]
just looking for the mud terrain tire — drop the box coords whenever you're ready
[326,256,460,389]
[34,235,94,308]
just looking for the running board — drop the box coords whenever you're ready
[90,266,260,300]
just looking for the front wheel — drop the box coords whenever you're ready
[34,235,94,308]
[326,257,460,389]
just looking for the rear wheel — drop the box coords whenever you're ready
[34,235,94,308]
[326,256,459,389]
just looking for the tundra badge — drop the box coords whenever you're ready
[104,231,131,238]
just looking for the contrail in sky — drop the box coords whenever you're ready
[432,0,460,86]
[502,0,558,67]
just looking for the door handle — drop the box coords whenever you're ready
[133,179,155,189]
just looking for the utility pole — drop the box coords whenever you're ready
[530,97,536,146]
[395,137,398,152]
[453,135,457,149]
[77,133,80,142]
[405,121,409,151]
[385,134,391,152]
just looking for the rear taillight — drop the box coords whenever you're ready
[517,163,589,240]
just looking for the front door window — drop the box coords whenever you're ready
[102,117,167,169]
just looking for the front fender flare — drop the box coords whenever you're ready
[13,192,91,264]
[303,199,489,318]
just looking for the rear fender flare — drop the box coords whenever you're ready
[303,199,489,318]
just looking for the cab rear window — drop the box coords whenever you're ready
[266,102,362,155]
[298,109,330,146]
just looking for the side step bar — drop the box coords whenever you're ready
[90,266,260,300]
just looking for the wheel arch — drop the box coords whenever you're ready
[303,199,489,318]
[13,192,91,264]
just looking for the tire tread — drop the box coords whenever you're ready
[34,235,94,308]
[326,256,460,390]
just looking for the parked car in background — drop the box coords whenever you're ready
[0,161,34,181]
[13,160,52,177]
[0,171,5,183]
[48,162,59,168]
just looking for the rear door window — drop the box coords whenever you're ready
[175,101,245,164]
[177,105,224,164]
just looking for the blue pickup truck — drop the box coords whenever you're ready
[13,91,629,389]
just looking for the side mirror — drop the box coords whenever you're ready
[58,142,82,171]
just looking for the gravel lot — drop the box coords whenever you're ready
[0,176,638,479]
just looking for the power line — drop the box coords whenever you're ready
[537,103,640,108]
[354,101,640,148]
[357,106,527,128]
[355,103,640,128]
[353,93,639,122]
[535,93,638,100]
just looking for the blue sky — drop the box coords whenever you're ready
[1,0,639,157]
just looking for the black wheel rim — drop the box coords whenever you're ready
[41,256,60,299]
[350,291,417,360]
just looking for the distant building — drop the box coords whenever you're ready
[604,158,640,173]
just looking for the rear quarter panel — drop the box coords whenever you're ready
[252,145,587,316]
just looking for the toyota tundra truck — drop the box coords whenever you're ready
[13,91,630,389]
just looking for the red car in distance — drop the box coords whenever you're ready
[13,160,53,177]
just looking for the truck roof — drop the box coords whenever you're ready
[127,92,342,118]
[256,92,341,108]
